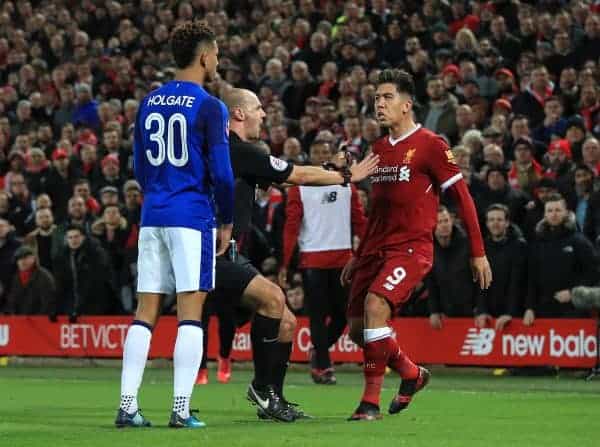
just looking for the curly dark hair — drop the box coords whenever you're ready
[170,21,216,69]
[376,69,416,98]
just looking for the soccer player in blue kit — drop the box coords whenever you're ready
[115,21,234,429]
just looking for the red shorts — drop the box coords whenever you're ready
[347,248,432,319]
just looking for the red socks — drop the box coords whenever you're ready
[361,334,418,407]
[361,337,389,406]
[388,338,419,380]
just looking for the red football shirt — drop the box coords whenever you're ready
[358,125,463,260]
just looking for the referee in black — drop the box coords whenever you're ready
[206,87,378,422]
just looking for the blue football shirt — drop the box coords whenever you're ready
[133,80,234,231]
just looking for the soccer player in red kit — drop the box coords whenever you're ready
[342,69,492,421]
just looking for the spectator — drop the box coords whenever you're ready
[73,178,101,216]
[3,245,55,316]
[525,194,598,324]
[512,65,554,129]
[94,154,123,197]
[546,31,577,79]
[575,14,600,67]
[582,137,600,176]
[475,204,527,331]
[565,115,588,162]
[53,223,117,319]
[455,104,475,144]
[542,139,574,186]
[122,180,142,225]
[478,166,530,228]
[55,195,92,245]
[522,177,559,242]
[282,61,318,120]
[11,100,36,136]
[339,116,368,160]
[508,138,543,195]
[53,85,75,135]
[43,148,79,222]
[4,150,27,193]
[562,164,595,230]
[260,58,289,97]
[296,31,330,78]
[428,206,477,329]
[72,83,100,130]
[0,218,21,310]
[99,186,121,207]
[421,75,458,143]
[448,0,480,36]
[532,96,568,145]
[6,172,34,237]
[23,207,60,272]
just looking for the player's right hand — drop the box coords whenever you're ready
[340,256,356,287]
[216,223,233,256]
[349,153,379,182]
[471,256,492,290]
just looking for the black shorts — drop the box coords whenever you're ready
[207,254,259,326]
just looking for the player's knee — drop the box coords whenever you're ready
[364,294,390,322]
[260,282,285,318]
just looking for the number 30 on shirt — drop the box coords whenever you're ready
[144,112,188,167]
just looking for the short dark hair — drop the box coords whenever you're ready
[376,69,415,98]
[170,21,216,69]
[545,95,562,106]
[74,178,90,188]
[510,114,529,126]
[486,203,510,220]
[426,74,443,86]
[65,223,85,235]
[574,163,594,176]
[310,140,332,150]
[545,192,566,205]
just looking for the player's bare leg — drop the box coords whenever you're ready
[168,291,208,428]
[349,293,426,421]
[116,293,162,427]
[241,275,296,422]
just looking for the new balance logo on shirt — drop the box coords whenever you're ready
[321,191,338,204]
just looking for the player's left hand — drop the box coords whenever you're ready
[349,152,380,182]
[216,223,233,256]
[471,256,492,290]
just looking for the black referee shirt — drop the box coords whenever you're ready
[229,131,293,242]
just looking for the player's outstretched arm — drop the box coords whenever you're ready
[286,153,379,186]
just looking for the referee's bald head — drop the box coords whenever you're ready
[222,88,255,113]
[223,88,265,140]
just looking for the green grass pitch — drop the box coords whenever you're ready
[1,365,600,447]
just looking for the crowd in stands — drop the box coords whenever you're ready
[1,0,600,328]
